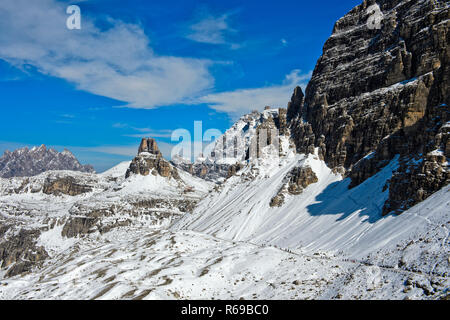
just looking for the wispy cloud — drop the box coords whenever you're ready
[0,1,310,120]
[112,123,173,138]
[0,0,214,109]
[60,114,76,119]
[186,10,239,48]
[194,69,312,118]
[112,123,128,129]
[124,129,173,139]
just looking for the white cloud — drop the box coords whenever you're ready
[0,1,311,119]
[111,123,174,138]
[125,129,173,138]
[112,123,128,129]
[0,0,213,109]
[194,70,311,118]
[186,11,237,46]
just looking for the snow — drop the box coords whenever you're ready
[204,109,284,166]
[0,111,448,300]
[428,149,445,157]
[37,224,78,257]
[174,153,398,256]
[0,229,349,300]
[0,182,447,300]
[100,161,131,178]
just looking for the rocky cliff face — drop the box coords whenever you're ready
[0,145,94,178]
[288,0,449,215]
[42,176,93,196]
[126,138,180,180]
[0,228,48,278]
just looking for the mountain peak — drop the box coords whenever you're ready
[0,146,95,178]
[138,138,162,157]
[126,138,179,180]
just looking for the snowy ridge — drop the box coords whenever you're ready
[0,145,95,178]
[172,108,289,182]
[207,108,281,165]
[100,161,131,178]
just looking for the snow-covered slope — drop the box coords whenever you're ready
[0,135,447,299]
[100,161,131,178]
[173,150,448,260]
[0,183,447,300]
[0,163,213,278]
[0,228,347,300]
[0,110,448,300]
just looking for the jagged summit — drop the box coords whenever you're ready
[126,138,179,179]
[138,138,162,157]
[0,145,95,178]
[171,107,292,181]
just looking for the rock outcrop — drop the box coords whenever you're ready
[270,166,318,207]
[286,166,319,195]
[0,145,94,178]
[227,163,245,179]
[43,176,93,196]
[0,229,48,277]
[288,0,449,214]
[126,138,180,180]
[138,138,162,156]
[286,86,305,123]
[172,159,232,182]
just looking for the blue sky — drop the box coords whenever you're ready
[0,0,361,172]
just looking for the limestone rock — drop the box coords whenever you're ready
[126,138,180,180]
[287,86,305,123]
[0,229,48,277]
[270,165,318,207]
[227,163,244,179]
[43,176,93,196]
[138,138,162,156]
[288,0,449,215]
[286,166,319,195]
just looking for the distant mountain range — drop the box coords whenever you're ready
[0,145,94,178]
